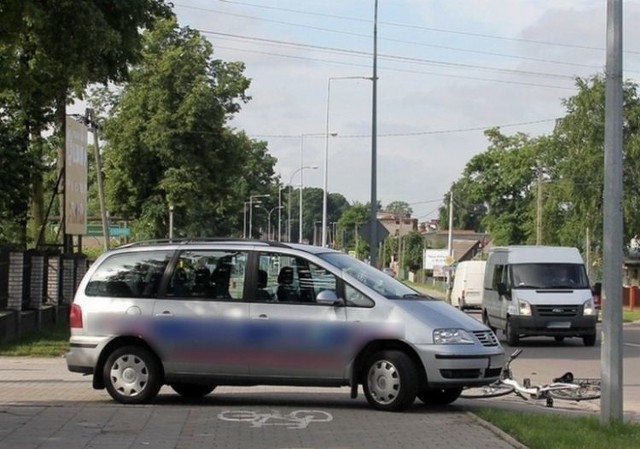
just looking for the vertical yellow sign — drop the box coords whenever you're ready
[65,117,88,235]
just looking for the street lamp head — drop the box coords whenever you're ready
[329,132,338,137]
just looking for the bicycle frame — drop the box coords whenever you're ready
[460,349,600,407]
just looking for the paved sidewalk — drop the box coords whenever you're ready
[0,357,524,449]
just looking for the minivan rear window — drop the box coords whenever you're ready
[85,251,171,298]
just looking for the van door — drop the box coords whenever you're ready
[247,251,346,379]
[151,249,250,376]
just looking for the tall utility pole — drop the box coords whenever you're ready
[369,0,379,267]
[87,109,110,250]
[601,0,624,424]
[536,166,543,245]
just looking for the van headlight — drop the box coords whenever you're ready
[518,300,532,316]
[583,298,596,316]
[433,329,474,344]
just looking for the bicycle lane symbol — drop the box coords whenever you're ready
[217,409,333,430]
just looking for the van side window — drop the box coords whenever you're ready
[490,264,505,290]
[85,251,171,298]
[166,250,247,300]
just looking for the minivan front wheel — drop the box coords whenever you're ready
[103,346,162,404]
[363,350,418,412]
[171,383,216,398]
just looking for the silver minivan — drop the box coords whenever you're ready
[66,240,504,411]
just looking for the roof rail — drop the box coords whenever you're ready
[117,238,292,249]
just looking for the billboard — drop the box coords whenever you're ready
[423,249,448,270]
[65,117,88,235]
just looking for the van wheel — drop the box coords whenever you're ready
[363,350,418,412]
[505,318,519,346]
[417,387,462,406]
[171,383,216,398]
[482,311,497,333]
[583,334,597,347]
[103,345,162,404]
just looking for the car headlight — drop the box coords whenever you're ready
[433,328,474,344]
[583,298,596,316]
[518,300,532,316]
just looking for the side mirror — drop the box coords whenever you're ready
[316,290,344,306]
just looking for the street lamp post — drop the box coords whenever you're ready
[287,165,318,242]
[169,205,174,240]
[322,76,372,247]
[267,206,283,240]
[243,200,262,239]
[249,194,269,238]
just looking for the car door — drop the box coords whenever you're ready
[151,248,250,376]
[247,251,347,380]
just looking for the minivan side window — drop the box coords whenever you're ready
[85,251,171,298]
[256,252,337,304]
[166,250,247,300]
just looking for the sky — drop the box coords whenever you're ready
[161,1,640,222]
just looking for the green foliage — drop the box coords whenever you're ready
[0,324,69,357]
[101,18,276,238]
[0,0,173,247]
[336,202,370,257]
[385,201,412,217]
[443,74,640,255]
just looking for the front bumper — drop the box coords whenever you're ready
[509,315,597,337]
[416,344,505,388]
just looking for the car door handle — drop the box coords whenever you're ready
[155,311,174,317]
[252,314,269,319]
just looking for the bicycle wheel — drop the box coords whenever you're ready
[547,380,601,401]
[460,383,514,399]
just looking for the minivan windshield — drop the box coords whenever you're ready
[511,263,590,289]
[318,252,431,300]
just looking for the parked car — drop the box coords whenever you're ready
[66,239,504,411]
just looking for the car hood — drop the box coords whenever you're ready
[393,299,489,332]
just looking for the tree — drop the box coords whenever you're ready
[440,128,539,245]
[0,0,173,247]
[385,201,412,217]
[101,18,275,239]
[336,202,370,257]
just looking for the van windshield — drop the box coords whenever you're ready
[318,253,430,300]
[510,263,590,289]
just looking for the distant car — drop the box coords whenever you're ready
[382,267,396,277]
[66,239,504,411]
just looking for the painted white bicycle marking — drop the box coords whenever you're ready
[218,409,333,429]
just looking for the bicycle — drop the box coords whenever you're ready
[460,348,601,408]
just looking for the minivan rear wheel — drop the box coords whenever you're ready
[103,345,162,404]
[362,350,418,412]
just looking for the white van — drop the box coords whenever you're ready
[482,246,597,346]
[451,261,486,310]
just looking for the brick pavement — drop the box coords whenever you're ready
[0,357,525,449]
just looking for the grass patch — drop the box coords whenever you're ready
[475,408,640,449]
[623,308,640,323]
[0,325,69,357]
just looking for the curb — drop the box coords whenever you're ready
[466,412,530,449]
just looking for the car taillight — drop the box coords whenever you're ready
[70,303,83,329]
